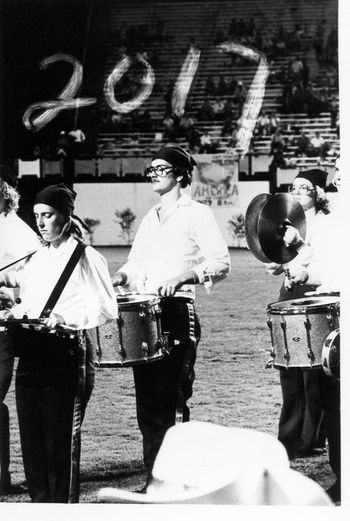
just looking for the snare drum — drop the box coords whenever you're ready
[266,296,340,369]
[95,293,167,367]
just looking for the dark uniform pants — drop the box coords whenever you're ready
[133,297,200,472]
[15,329,86,503]
[277,284,340,475]
[0,331,14,494]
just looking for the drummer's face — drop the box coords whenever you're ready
[289,178,315,211]
[147,159,178,195]
[34,204,67,244]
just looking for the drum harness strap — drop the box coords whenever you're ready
[38,241,86,503]
[176,300,197,424]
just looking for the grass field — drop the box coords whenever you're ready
[0,248,339,505]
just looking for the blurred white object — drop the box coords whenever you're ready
[97,421,332,505]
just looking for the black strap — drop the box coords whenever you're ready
[0,251,37,273]
[40,242,86,319]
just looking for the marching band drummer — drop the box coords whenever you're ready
[0,164,40,496]
[282,160,341,502]
[0,183,118,503]
[266,169,331,460]
[112,145,231,489]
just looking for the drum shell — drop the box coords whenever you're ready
[96,296,164,367]
[267,297,340,369]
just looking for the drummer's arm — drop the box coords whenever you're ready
[0,269,22,288]
[157,270,199,297]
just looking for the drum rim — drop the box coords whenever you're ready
[267,297,340,314]
[116,293,161,307]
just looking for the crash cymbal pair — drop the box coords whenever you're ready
[245,193,306,264]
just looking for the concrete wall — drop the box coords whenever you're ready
[73,181,270,246]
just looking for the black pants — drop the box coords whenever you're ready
[277,284,340,476]
[0,331,14,493]
[133,297,200,472]
[277,284,325,454]
[15,329,86,503]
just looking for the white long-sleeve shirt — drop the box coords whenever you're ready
[304,209,341,292]
[0,212,40,299]
[0,236,118,330]
[120,194,231,297]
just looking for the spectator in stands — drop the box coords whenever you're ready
[324,26,338,67]
[204,77,215,96]
[295,129,311,157]
[211,99,225,121]
[301,58,310,89]
[309,131,325,157]
[289,55,303,82]
[269,111,281,135]
[221,118,234,137]
[164,82,174,115]
[110,113,124,132]
[227,75,238,94]
[234,81,247,106]
[163,113,175,141]
[261,33,274,58]
[256,110,270,137]
[223,98,235,120]
[217,75,227,96]
[69,128,86,144]
[270,127,285,159]
[178,113,195,140]
[199,130,213,153]
[197,98,214,121]
[274,36,287,57]
[329,96,338,128]
[55,131,70,158]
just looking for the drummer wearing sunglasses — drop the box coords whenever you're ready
[112,145,231,489]
[266,168,340,501]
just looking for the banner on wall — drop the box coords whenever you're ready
[192,153,240,208]
[192,153,246,247]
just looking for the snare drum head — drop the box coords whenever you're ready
[267,296,340,314]
[116,293,159,308]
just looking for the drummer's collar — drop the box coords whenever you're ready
[154,193,191,212]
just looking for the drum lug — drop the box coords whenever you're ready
[267,318,276,360]
[304,314,315,366]
[265,358,275,369]
[327,307,334,330]
[280,317,290,367]
[141,341,149,356]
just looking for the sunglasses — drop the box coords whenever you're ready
[288,184,315,195]
[145,165,173,178]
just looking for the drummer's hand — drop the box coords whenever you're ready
[112,272,127,287]
[157,276,183,297]
[0,309,14,319]
[0,291,14,310]
[284,268,309,290]
[43,313,66,329]
[283,226,304,248]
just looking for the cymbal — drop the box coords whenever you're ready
[245,193,306,264]
[245,194,271,262]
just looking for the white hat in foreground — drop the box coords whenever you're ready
[98,421,332,505]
